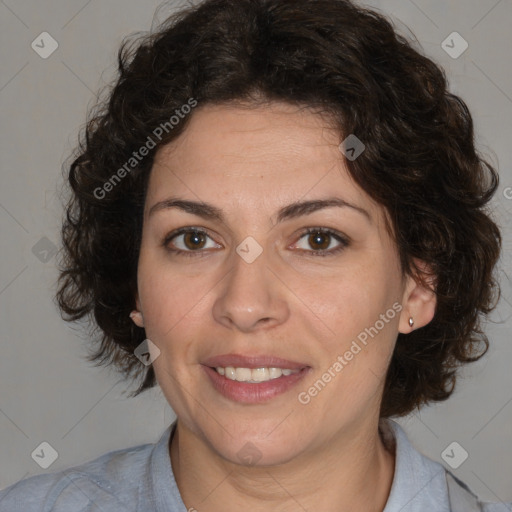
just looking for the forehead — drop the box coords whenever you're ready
[146,102,384,228]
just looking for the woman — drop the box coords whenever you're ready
[0,0,509,510]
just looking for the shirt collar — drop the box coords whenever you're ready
[381,418,450,511]
[147,418,450,512]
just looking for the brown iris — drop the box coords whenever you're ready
[184,231,207,250]
[307,231,331,251]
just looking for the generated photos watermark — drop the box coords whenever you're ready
[93,98,198,200]
[298,301,403,404]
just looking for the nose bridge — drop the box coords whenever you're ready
[212,239,288,331]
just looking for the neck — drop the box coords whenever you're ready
[169,417,396,512]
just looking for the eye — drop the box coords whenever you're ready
[292,227,350,257]
[163,227,221,257]
[163,226,350,258]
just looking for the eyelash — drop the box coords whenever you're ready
[163,227,350,258]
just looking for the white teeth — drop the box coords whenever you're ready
[235,367,252,381]
[225,367,236,380]
[215,366,300,382]
[269,367,282,379]
[252,368,269,382]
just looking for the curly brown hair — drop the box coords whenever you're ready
[55,0,502,418]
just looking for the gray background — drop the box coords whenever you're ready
[1,0,511,503]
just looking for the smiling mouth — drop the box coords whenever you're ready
[203,364,310,404]
[213,366,301,383]
[201,354,310,403]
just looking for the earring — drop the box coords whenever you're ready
[129,310,144,326]
[408,317,414,328]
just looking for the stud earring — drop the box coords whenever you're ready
[408,317,414,328]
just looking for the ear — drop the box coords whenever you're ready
[130,310,144,328]
[398,259,437,334]
[129,293,144,328]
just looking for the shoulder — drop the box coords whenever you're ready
[446,470,512,512]
[483,505,512,512]
[381,419,512,512]
[0,440,155,512]
[482,504,512,512]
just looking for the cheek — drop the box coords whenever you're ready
[137,253,217,351]
[300,262,400,379]
[141,278,204,336]
[297,261,393,334]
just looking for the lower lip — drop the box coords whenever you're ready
[202,365,310,404]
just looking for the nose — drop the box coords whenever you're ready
[212,245,290,333]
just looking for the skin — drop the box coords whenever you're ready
[132,102,436,511]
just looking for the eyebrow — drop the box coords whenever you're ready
[148,196,372,224]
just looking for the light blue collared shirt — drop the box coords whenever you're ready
[0,418,510,511]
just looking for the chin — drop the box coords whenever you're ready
[203,422,306,468]
[222,440,303,468]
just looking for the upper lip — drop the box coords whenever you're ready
[202,353,309,370]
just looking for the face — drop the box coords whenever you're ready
[134,102,432,466]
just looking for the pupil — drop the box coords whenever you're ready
[185,231,205,249]
[310,232,329,250]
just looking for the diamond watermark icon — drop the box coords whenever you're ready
[441,441,469,469]
[134,338,161,366]
[236,236,263,264]
[339,134,365,161]
[441,32,468,59]
[31,441,59,469]
[237,442,263,465]
[31,32,59,59]
[32,236,58,263]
